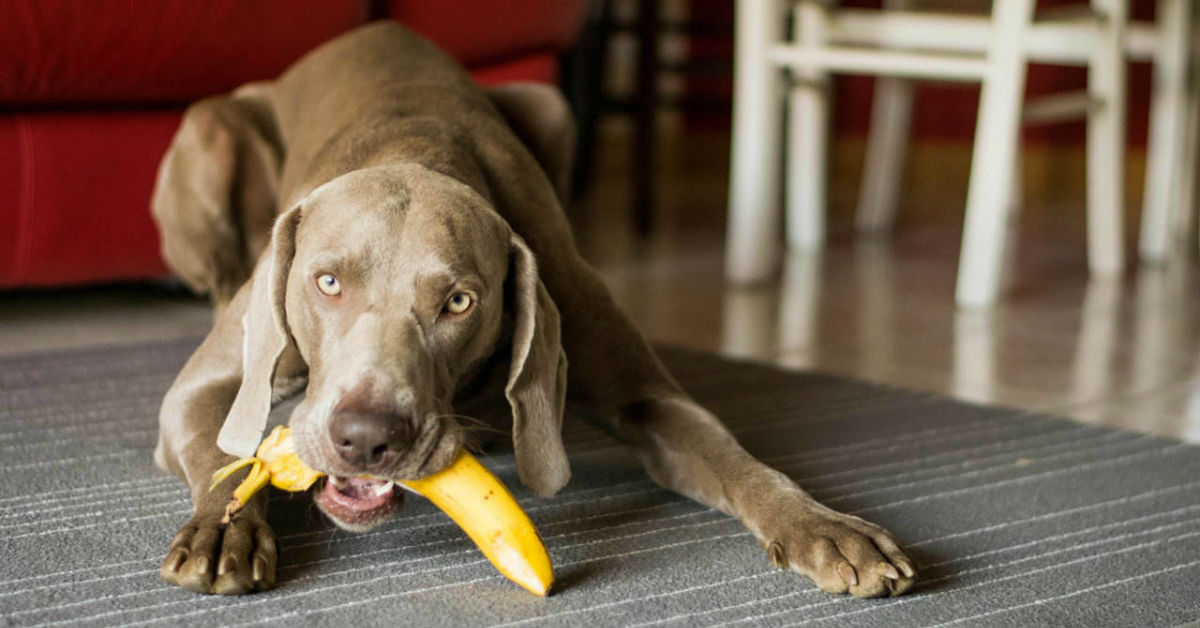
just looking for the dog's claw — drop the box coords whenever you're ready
[218,554,236,576]
[162,508,276,595]
[877,562,900,580]
[759,504,916,598]
[161,548,187,579]
[253,555,267,582]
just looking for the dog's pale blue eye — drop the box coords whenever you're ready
[316,274,341,296]
[445,292,472,314]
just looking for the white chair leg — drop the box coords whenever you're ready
[856,0,914,234]
[1086,0,1128,276]
[1183,50,1200,256]
[726,0,785,282]
[856,77,914,233]
[956,0,1035,308]
[785,0,830,251]
[786,82,830,251]
[1139,0,1191,263]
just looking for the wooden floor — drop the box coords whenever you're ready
[3,116,1198,442]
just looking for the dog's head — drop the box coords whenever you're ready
[217,165,569,531]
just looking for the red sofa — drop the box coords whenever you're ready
[0,0,585,289]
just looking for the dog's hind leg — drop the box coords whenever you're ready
[151,83,283,310]
[548,256,917,599]
[486,83,577,205]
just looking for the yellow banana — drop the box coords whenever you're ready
[209,426,554,595]
[400,450,554,596]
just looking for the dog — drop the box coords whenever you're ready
[152,22,915,597]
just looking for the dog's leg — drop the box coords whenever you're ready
[155,286,300,594]
[151,83,282,309]
[486,84,576,205]
[555,265,915,598]
[610,395,914,597]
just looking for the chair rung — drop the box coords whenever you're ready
[1022,91,1101,125]
[769,45,988,81]
[827,10,994,56]
[826,8,1159,65]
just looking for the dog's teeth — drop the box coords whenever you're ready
[373,481,395,496]
[329,476,348,489]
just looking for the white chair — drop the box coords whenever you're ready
[1139,0,1200,263]
[727,0,1197,307]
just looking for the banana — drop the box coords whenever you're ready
[209,426,554,595]
[399,449,554,596]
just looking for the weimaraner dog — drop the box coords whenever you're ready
[152,22,915,597]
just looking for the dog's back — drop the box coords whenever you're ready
[268,22,510,209]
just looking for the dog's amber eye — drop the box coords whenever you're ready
[316,273,341,296]
[444,292,473,315]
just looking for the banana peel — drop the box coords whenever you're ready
[210,424,324,514]
[210,426,554,596]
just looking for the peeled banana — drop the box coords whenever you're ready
[210,426,554,595]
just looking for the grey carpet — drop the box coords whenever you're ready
[2,338,1199,628]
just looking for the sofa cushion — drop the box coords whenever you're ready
[471,53,561,86]
[389,0,586,68]
[0,0,369,105]
[0,111,178,287]
[0,0,587,288]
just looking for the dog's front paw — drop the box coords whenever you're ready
[760,504,916,598]
[161,507,276,595]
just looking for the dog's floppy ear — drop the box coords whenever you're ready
[505,234,571,497]
[216,205,302,458]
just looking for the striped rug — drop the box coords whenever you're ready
[1,338,1198,627]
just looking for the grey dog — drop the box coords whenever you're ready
[151,22,915,597]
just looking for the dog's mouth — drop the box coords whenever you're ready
[314,476,405,530]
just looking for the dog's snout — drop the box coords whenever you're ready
[330,409,411,469]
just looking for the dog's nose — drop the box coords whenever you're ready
[330,410,410,469]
